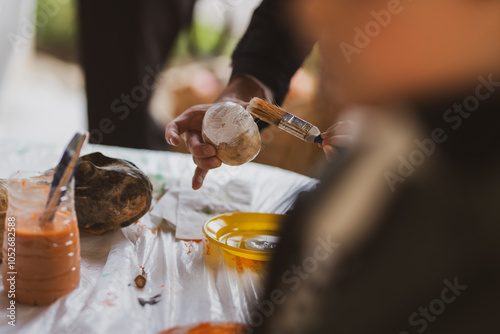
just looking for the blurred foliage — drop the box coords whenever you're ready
[34,0,234,64]
[171,22,239,65]
[35,0,78,61]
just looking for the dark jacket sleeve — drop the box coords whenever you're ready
[230,0,315,105]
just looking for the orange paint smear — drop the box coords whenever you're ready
[103,300,115,306]
[231,257,262,272]
[184,242,194,255]
[159,322,247,334]
[151,227,160,235]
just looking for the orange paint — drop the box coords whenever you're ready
[159,322,247,334]
[231,257,262,272]
[22,180,26,187]
[103,300,115,306]
[2,210,80,306]
[231,257,243,272]
[151,227,160,235]
[184,242,193,254]
[31,185,49,190]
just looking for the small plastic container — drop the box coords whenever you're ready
[203,212,283,261]
[2,171,80,306]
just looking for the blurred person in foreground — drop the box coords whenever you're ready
[165,0,355,189]
[249,0,500,333]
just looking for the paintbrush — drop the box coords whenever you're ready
[38,132,88,226]
[247,98,323,144]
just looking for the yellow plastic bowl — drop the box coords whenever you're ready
[203,212,285,261]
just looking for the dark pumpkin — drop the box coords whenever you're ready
[74,152,153,234]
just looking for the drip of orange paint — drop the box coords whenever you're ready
[159,322,247,334]
[231,257,262,272]
[184,242,194,254]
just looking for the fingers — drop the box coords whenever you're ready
[165,104,225,190]
[320,120,357,148]
[321,134,353,148]
[184,131,217,158]
[323,145,339,163]
[320,120,357,163]
[165,104,212,146]
[323,120,356,136]
[165,122,181,146]
[192,167,209,190]
[193,156,222,170]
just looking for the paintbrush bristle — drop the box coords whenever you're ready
[247,98,287,126]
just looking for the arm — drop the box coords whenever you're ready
[230,0,314,105]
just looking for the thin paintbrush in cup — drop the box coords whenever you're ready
[247,98,323,144]
[39,132,87,226]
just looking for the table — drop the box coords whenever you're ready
[0,142,317,334]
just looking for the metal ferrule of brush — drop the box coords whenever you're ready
[278,113,321,143]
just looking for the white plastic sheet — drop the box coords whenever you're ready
[0,142,317,333]
[151,178,253,240]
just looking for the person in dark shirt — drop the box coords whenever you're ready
[165,0,352,189]
[79,0,196,150]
